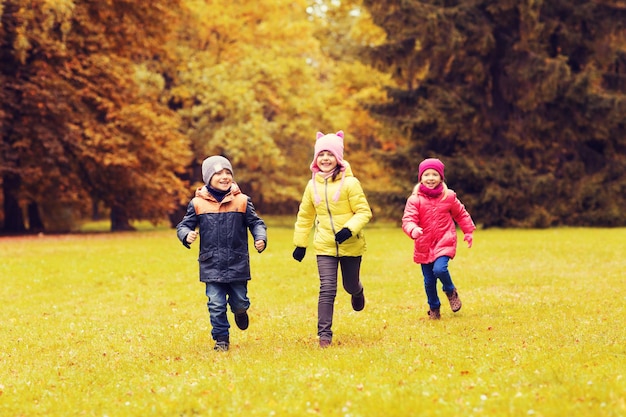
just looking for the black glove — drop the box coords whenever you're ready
[292,247,306,262]
[335,227,352,244]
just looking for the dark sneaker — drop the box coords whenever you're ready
[234,311,249,330]
[351,289,365,311]
[428,308,441,320]
[319,339,332,348]
[214,341,229,351]
[446,289,462,312]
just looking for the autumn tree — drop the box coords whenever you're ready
[307,0,411,218]
[164,0,396,219]
[0,0,191,233]
[361,0,626,227]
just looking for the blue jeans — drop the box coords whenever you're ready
[421,256,455,310]
[205,282,250,341]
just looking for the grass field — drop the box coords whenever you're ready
[1,219,625,416]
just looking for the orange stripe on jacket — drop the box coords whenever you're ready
[192,193,248,215]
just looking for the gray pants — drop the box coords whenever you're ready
[316,255,363,341]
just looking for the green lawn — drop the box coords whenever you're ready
[1,222,625,416]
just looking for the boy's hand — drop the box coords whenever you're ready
[186,230,198,244]
[463,233,473,248]
[254,240,266,253]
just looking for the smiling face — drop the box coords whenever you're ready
[209,168,233,191]
[316,150,338,174]
[420,168,442,189]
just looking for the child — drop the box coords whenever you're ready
[176,155,267,351]
[401,158,475,320]
[292,131,373,348]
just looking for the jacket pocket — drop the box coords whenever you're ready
[415,236,430,254]
[198,251,213,262]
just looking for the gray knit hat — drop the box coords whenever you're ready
[202,155,234,184]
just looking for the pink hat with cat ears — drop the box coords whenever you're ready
[310,131,345,173]
[310,131,347,205]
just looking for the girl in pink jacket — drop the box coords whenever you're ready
[401,158,475,319]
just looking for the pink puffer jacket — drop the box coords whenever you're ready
[402,187,475,264]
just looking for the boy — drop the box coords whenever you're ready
[177,155,267,351]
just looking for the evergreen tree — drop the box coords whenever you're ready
[362,0,626,227]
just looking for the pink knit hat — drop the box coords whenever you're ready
[418,158,445,181]
[310,131,346,204]
[310,131,345,173]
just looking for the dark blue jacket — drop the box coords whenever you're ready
[176,184,267,283]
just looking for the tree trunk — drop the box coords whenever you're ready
[2,173,26,234]
[27,202,45,232]
[92,200,101,221]
[168,205,187,228]
[110,206,135,231]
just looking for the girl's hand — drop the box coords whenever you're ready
[292,247,306,261]
[255,240,266,253]
[335,228,352,244]
[411,227,423,239]
[463,233,473,248]
[186,230,198,244]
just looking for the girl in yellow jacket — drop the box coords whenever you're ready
[292,131,373,348]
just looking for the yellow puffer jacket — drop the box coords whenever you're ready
[294,161,372,257]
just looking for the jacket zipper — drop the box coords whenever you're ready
[324,178,340,257]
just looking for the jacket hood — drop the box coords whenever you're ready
[314,160,354,182]
[312,160,353,205]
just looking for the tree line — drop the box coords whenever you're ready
[363,0,626,227]
[1,0,625,234]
